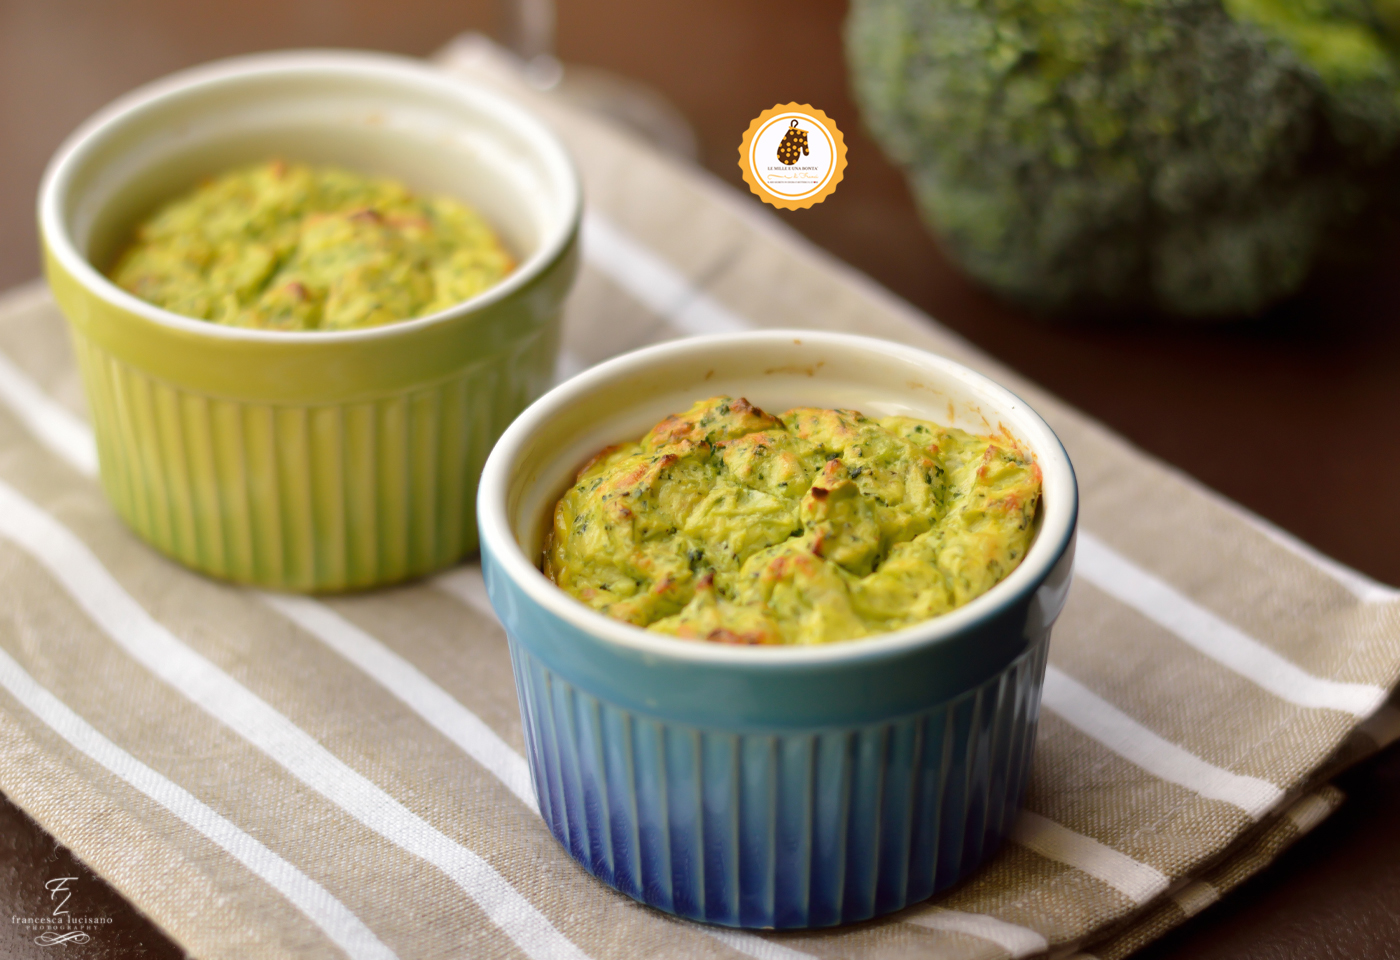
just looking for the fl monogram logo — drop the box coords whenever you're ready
[10,876,111,946]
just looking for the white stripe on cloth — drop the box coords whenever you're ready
[1166,791,1336,921]
[1232,514,1400,605]
[1356,703,1400,749]
[701,928,822,960]
[1010,811,1169,905]
[0,347,98,476]
[260,593,539,815]
[434,567,495,619]
[1170,880,1220,918]
[906,908,1049,958]
[0,644,400,960]
[1285,792,1336,835]
[1042,667,1284,819]
[1165,462,1400,605]
[0,481,591,960]
[1076,533,1386,718]
[581,213,749,336]
[554,349,586,385]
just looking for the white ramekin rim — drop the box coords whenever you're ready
[37,49,582,344]
[478,329,1079,668]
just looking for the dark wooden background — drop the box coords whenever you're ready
[1,1,1398,957]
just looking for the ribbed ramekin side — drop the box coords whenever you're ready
[509,633,1051,929]
[69,323,555,591]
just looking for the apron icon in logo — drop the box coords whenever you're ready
[776,120,809,165]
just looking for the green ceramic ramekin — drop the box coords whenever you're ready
[38,51,581,592]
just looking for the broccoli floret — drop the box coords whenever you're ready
[846,0,1400,318]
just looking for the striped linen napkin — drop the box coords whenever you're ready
[0,35,1396,960]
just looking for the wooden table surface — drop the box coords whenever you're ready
[2,2,1398,957]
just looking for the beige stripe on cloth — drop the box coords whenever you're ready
[0,35,1396,959]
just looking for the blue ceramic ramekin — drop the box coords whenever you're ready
[477,331,1077,928]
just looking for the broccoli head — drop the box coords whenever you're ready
[846,0,1400,318]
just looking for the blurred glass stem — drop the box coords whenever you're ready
[497,0,698,161]
[501,0,563,89]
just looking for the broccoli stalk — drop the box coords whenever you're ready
[846,0,1400,318]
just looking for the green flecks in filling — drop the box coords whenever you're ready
[543,396,1042,645]
[108,160,515,331]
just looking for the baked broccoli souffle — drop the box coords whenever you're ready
[109,160,514,331]
[544,396,1042,645]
